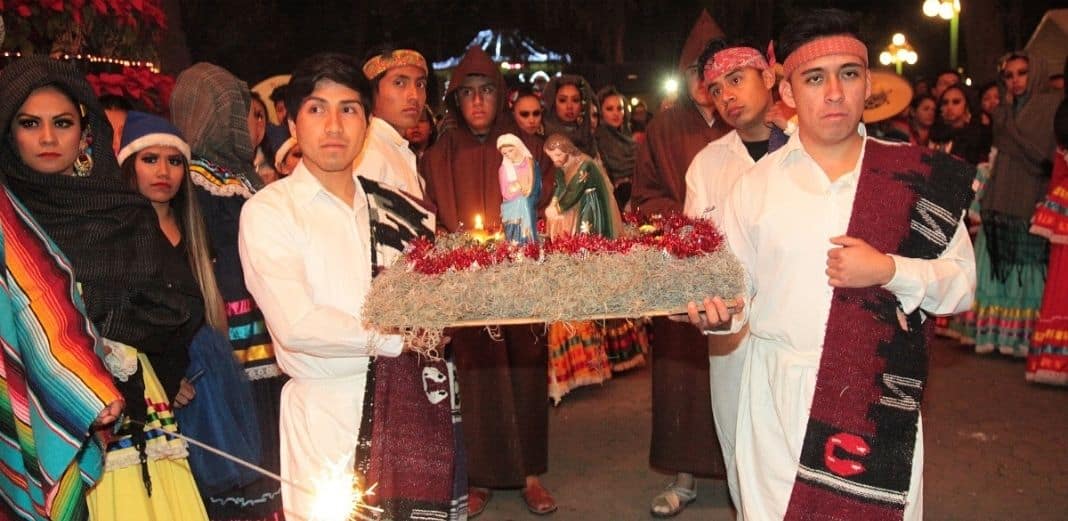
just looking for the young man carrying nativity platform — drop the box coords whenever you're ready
[686,9,976,521]
[239,53,459,520]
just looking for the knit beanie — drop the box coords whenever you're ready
[117,111,192,166]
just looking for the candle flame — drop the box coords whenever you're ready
[473,214,484,230]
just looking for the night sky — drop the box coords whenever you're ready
[179,0,1066,101]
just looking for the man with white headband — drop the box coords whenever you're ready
[683,37,786,515]
[685,9,976,520]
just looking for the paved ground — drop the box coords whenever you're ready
[476,339,1068,520]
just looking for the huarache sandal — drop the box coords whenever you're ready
[650,481,697,518]
[468,487,491,518]
[521,482,558,515]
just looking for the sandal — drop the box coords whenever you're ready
[650,481,697,518]
[522,482,558,515]
[468,487,491,518]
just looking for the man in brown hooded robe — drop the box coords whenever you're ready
[630,10,733,518]
[421,47,558,517]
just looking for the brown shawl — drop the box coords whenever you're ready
[423,47,554,231]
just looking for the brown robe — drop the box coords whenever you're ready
[422,47,553,488]
[631,64,731,477]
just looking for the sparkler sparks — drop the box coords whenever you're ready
[127,420,382,521]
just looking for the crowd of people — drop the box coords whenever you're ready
[0,6,1064,521]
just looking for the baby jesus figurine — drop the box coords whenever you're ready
[497,134,542,244]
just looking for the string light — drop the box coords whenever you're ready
[0,51,161,73]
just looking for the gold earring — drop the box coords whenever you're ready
[73,143,92,177]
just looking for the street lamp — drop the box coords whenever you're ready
[923,0,961,70]
[879,33,919,75]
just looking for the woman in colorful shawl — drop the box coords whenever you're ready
[0,175,123,521]
[170,63,285,521]
[0,56,206,520]
[974,51,1060,356]
[0,58,123,520]
[1027,99,1068,385]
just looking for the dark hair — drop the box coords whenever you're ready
[938,84,978,119]
[936,69,962,83]
[362,44,435,102]
[98,94,133,112]
[509,84,539,111]
[250,91,267,112]
[269,84,288,103]
[285,53,373,123]
[696,37,762,74]
[596,85,625,110]
[777,9,862,67]
[911,93,936,111]
[977,81,1000,116]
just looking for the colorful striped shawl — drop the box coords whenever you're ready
[0,187,120,520]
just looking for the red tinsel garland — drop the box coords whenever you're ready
[407,213,725,276]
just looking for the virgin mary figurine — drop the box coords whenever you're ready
[497,133,541,244]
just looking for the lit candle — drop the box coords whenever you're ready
[470,214,489,243]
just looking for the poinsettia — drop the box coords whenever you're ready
[86,66,175,114]
[2,0,167,58]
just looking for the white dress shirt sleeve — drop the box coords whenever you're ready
[239,199,404,359]
[683,154,708,219]
[883,219,976,316]
[714,174,755,334]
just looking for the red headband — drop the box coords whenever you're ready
[703,47,770,84]
[781,35,868,79]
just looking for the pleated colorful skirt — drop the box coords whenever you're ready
[86,354,208,521]
[547,321,612,404]
[973,216,1047,357]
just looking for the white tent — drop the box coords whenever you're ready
[1025,9,1068,77]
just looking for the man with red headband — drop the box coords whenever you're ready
[686,9,976,520]
[683,37,786,514]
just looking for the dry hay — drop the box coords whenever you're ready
[361,243,745,356]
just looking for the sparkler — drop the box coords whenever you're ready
[127,419,383,521]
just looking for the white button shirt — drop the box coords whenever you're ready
[721,130,975,520]
[683,129,760,514]
[684,130,756,224]
[355,116,424,199]
[239,162,404,519]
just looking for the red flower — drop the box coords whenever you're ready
[41,0,65,12]
[90,0,107,14]
[16,4,32,16]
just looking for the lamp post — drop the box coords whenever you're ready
[879,33,918,75]
[923,0,961,71]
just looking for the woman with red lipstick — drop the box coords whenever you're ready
[542,74,600,158]
[118,112,263,501]
[0,56,208,520]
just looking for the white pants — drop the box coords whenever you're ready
[279,374,367,521]
[709,335,748,516]
[735,337,924,520]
